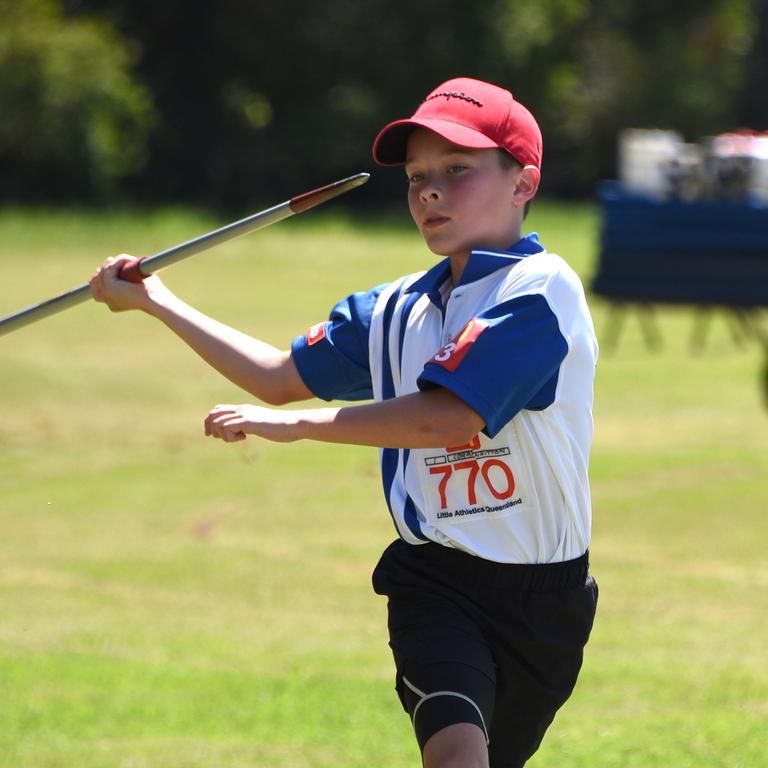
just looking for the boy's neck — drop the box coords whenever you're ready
[449,253,470,287]
[448,228,524,286]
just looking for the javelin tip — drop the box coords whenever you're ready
[289,172,371,214]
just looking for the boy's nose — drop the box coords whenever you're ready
[420,184,442,203]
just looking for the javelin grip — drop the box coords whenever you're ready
[117,257,148,283]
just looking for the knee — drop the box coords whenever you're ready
[422,723,489,768]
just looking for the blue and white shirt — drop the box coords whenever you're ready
[291,234,598,563]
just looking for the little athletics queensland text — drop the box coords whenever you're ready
[437,498,523,520]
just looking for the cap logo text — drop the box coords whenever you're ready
[425,91,483,108]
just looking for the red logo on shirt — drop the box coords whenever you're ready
[430,318,489,372]
[306,322,327,346]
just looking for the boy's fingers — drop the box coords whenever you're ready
[216,417,246,439]
[89,255,139,301]
[205,405,241,437]
[207,417,247,442]
[102,255,134,281]
[92,255,135,285]
[92,254,130,276]
[206,405,237,422]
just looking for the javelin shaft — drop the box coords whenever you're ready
[0,202,295,336]
[0,173,369,337]
[138,200,295,276]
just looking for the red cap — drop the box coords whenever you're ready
[373,77,542,169]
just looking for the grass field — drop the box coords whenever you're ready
[1,201,766,768]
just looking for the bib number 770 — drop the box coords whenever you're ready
[429,459,516,509]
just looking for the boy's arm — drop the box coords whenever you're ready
[90,256,312,405]
[204,388,485,449]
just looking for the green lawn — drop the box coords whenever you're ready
[0,202,766,767]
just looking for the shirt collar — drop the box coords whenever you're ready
[405,233,546,296]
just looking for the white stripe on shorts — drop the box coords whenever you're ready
[402,675,490,745]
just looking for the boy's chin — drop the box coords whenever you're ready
[421,238,468,260]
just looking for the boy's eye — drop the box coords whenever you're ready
[406,172,424,184]
[447,164,468,174]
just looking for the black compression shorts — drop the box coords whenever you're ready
[372,539,598,768]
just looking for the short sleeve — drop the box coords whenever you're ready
[291,284,388,401]
[417,293,568,437]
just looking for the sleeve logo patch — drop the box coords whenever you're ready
[430,318,489,372]
[306,322,327,346]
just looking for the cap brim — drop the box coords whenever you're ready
[373,118,500,166]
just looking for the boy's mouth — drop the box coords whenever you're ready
[423,214,450,229]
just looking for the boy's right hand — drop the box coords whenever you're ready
[90,255,170,314]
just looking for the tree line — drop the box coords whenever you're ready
[1,0,765,208]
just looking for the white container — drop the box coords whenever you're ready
[619,128,683,199]
[710,131,768,205]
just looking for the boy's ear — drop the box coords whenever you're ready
[514,165,540,205]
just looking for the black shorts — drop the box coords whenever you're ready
[372,539,598,768]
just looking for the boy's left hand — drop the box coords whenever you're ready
[204,404,298,443]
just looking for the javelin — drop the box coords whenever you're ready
[0,172,370,337]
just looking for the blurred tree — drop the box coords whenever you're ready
[739,0,768,128]
[485,0,758,193]
[8,0,766,204]
[71,0,497,207]
[0,0,154,200]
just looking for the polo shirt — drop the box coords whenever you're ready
[291,234,598,563]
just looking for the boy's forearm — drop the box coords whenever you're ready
[293,389,484,448]
[91,257,311,404]
[148,292,309,404]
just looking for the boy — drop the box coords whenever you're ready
[90,77,599,768]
